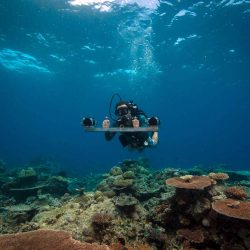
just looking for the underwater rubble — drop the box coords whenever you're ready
[0,158,249,250]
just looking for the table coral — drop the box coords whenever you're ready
[166,175,213,190]
[209,172,229,182]
[18,168,38,185]
[212,199,250,221]
[0,229,110,250]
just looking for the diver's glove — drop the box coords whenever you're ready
[102,117,110,128]
[144,137,157,147]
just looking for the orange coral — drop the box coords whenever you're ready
[208,172,229,181]
[224,186,248,200]
[135,245,153,250]
[109,243,125,250]
[166,176,213,190]
[212,199,250,221]
[0,229,110,250]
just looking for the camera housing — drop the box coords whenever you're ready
[148,117,160,126]
[82,117,96,127]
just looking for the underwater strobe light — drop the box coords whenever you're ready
[81,117,97,127]
[148,117,160,126]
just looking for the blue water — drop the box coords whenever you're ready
[0,0,250,175]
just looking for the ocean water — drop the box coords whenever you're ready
[0,0,250,175]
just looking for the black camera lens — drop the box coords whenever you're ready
[82,117,96,127]
[148,117,160,126]
[117,108,128,116]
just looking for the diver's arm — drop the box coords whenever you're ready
[151,131,159,145]
[145,131,158,147]
[138,114,159,146]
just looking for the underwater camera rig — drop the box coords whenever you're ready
[81,93,159,132]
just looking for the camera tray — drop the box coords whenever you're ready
[84,127,158,132]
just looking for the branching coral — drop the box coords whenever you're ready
[224,186,248,200]
[92,212,113,228]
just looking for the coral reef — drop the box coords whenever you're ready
[0,159,6,173]
[164,175,215,229]
[0,158,249,249]
[0,158,85,202]
[164,173,249,249]
[18,168,38,185]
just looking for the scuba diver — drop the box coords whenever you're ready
[102,94,159,151]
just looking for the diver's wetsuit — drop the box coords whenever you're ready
[105,113,155,150]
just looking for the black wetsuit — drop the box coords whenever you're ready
[105,112,153,150]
